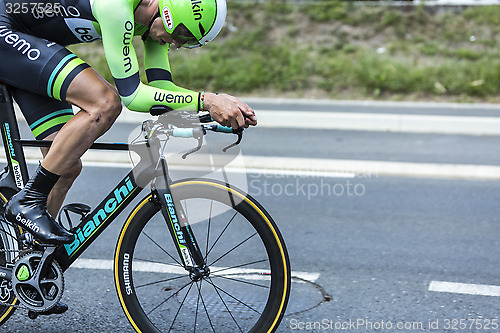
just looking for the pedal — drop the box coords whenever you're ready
[57,203,91,231]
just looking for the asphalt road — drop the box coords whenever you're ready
[3,168,499,333]
[2,102,500,332]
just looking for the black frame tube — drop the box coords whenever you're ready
[18,140,130,151]
[0,84,29,189]
[54,169,146,270]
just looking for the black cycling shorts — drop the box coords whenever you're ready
[0,0,89,139]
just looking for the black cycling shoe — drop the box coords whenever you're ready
[4,165,74,245]
[28,301,69,319]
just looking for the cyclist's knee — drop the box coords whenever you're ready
[67,68,122,127]
[100,89,122,121]
[92,89,122,125]
[87,89,122,129]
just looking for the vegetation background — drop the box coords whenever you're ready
[69,1,500,103]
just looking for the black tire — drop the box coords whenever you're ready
[114,179,290,333]
[0,192,20,325]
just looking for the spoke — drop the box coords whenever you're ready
[141,231,181,266]
[0,224,21,257]
[147,279,192,316]
[194,281,201,333]
[206,277,262,314]
[205,201,213,262]
[204,211,238,261]
[135,274,188,289]
[168,282,195,333]
[207,277,244,333]
[209,232,258,267]
[0,226,18,244]
[196,280,216,333]
[210,259,269,275]
[211,273,270,289]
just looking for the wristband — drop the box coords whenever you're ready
[199,91,205,111]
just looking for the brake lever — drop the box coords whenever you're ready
[181,127,205,159]
[222,128,243,152]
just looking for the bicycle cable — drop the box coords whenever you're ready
[127,129,144,170]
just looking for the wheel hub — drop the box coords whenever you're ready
[189,266,210,282]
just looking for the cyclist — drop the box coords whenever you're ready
[0,0,257,246]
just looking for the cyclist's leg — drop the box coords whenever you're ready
[0,24,121,178]
[41,67,122,176]
[12,89,82,217]
[0,28,119,243]
[43,132,82,218]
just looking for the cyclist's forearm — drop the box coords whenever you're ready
[143,37,172,82]
[121,81,200,112]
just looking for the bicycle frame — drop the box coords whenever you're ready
[0,83,205,278]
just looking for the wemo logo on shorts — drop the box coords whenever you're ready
[0,26,40,61]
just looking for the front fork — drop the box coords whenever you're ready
[152,158,207,277]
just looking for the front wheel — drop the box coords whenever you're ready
[114,179,290,333]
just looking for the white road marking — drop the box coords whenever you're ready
[257,111,500,136]
[72,258,319,283]
[170,165,356,179]
[429,280,500,297]
[7,153,500,180]
[240,98,500,109]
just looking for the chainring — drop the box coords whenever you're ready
[11,251,64,312]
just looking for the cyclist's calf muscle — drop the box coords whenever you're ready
[41,132,83,217]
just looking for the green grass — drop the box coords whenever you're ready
[69,2,500,102]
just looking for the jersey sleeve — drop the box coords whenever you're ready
[143,37,197,95]
[91,0,200,112]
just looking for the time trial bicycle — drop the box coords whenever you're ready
[0,82,291,332]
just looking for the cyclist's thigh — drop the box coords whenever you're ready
[0,22,90,102]
[64,66,120,113]
[0,9,91,144]
[12,89,74,140]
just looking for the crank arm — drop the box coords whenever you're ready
[32,246,57,284]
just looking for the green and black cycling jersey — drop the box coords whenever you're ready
[0,0,200,138]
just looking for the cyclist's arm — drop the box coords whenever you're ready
[91,0,200,112]
[143,37,201,99]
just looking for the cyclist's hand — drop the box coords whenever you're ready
[217,93,257,127]
[204,93,257,129]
